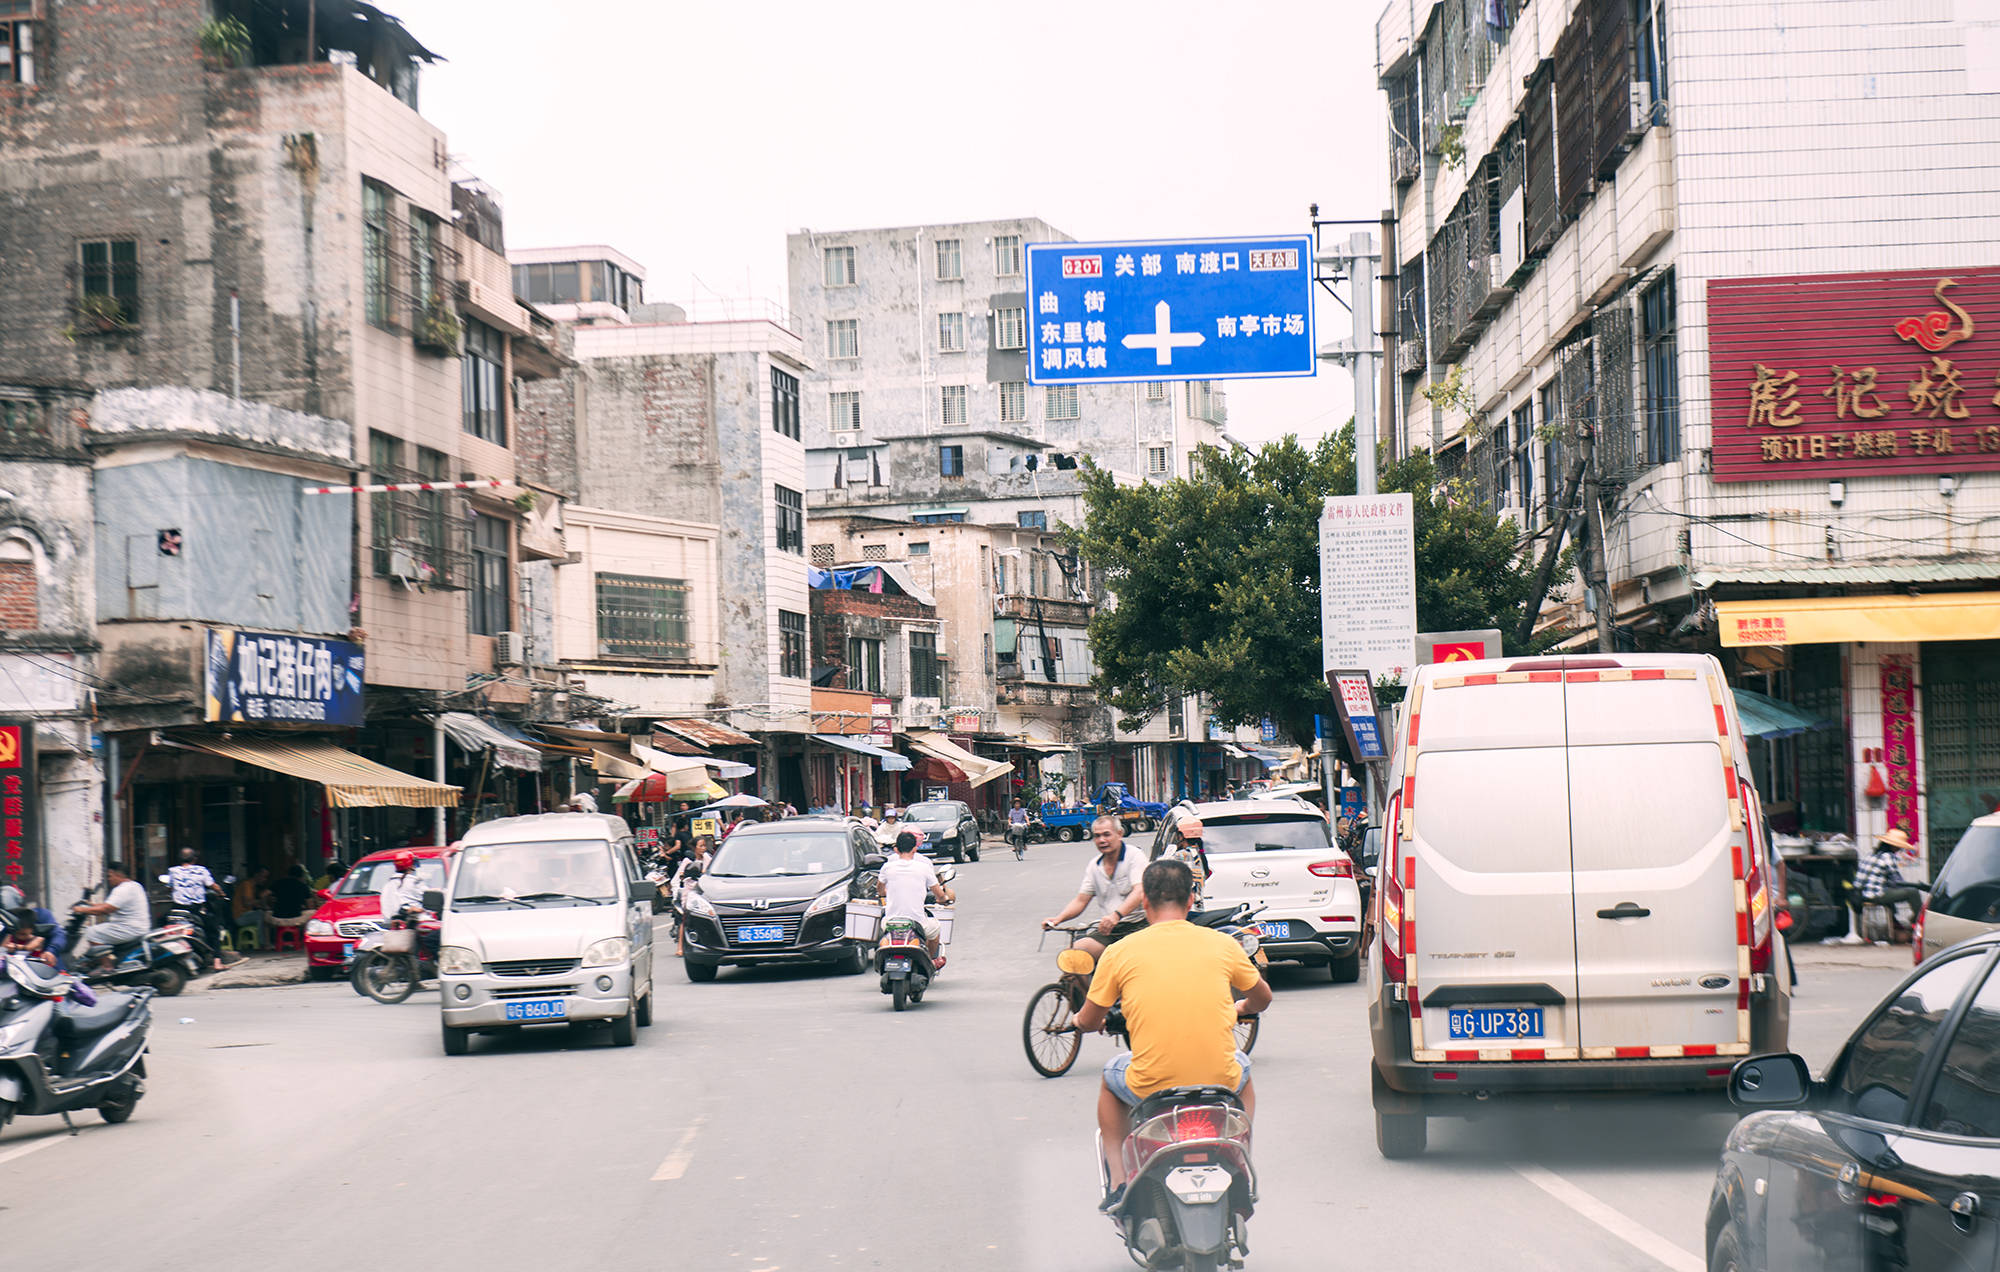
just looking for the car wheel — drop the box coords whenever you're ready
[968,834,980,862]
[1331,951,1362,983]
[610,1001,637,1047]
[441,1023,471,1056]
[1708,1221,1745,1272]
[1375,1109,1427,1159]
[684,959,719,983]
[636,990,654,1027]
[841,941,869,975]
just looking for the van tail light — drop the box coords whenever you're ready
[1379,799,1406,986]
[1308,859,1353,878]
[1914,906,1928,965]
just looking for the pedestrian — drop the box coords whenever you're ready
[1846,827,1930,944]
[167,847,231,971]
[72,863,151,969]
[674,835,716,957]
[3,908,53,965]
[233,867,272,948]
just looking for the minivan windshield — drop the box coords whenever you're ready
[1932,826,2000,922]
[451,839,620,905]
[708,832,853,877]
[1202,815,1331,855]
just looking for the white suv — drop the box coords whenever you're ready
[1149,798,1363,981]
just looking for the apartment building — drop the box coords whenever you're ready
[1377,0,2000,864]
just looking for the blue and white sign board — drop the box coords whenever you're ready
[205,627,366,726]
[1024,236,1316,384]
[1339,786,1365,819]
[1329,669,1388,763]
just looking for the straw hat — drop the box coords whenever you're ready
[1877,827,1918,854]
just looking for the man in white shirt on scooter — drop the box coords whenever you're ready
[877,830,953,960]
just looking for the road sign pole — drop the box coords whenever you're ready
[1350,231,1378,497]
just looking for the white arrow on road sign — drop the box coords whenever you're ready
[1121,301,1205,367]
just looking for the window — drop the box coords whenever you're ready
[0,539,37,630]
[596,573,692,659]
[410,212,440,328]
[823,245,856,287]
[775,485,804,554]
[78,239,139,325]
[511,261,590,306]
[1017,510,1048,530]
[830,391,862,434]
[911,512,965,524]
[1512,403,1536,514]
[771,366,800,440]
[467,514,509,637]
[1493,417,1514,511]
[1642,271,1680,465]
[939,386,966,428]
[846,637,883,693]
[810,544,836,567]
[1539,381,1564,515]
[1,2,41,85]
[908,541,930,556]
[368,432,402,575]
[1187,380,1222,423]
[1045,384,1079,421]
[937,312,965,352]
[1920,963,2000,1138]
[1146,445,1171,477]
[827,318,859,361]
[1833,952,1986,1123]
[1167,692,1184,736]
[935,238,962,281]
[414,445,450,574]
[1146,381,1168,401]
[994,235,1023,276]
[999,380,1026,424]
[995,307,1026,350]
[462,319,506,445]
[1637,0,1669,122]
[909,630,941,698]
[362,182,392,330]
[939,444,964,477]
[778,609,807,679]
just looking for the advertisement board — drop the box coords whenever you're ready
[0,722,37,894]
[205,628,365,726]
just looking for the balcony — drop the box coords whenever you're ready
[997,677,1096,708]
[995,593,1092,628]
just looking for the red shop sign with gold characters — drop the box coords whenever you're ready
[1709,266,2000,482]
[0,721,36,894]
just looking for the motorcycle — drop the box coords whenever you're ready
[1098,1068,1257,1272]
[62,889,202,997]
[0,953,152,1132]
[349,913,439,1004]
[874,864,956,1011]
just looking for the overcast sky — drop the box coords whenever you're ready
[390,0,1388,446]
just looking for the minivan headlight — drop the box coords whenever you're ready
[806,888,848,916]
[582,937,631,967]
[306,919,334,937]
[437,945,482,976]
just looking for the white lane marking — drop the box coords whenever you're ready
[1513,1164,1704,1272]
[0,1133,70,1168]
[649,1116,705,1181]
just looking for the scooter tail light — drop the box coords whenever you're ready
[1173,1109,1220,1141]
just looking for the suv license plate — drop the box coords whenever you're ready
[504,999,567,1021]
[1447,1007,1544,1040]
[1256,921,1290,940]
[737,924,786,943]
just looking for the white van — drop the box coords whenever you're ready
[431,813,657,1056]
[1367,653,1790,1157]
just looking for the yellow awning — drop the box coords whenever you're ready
[1717,592,2000,647]
[177,736,460,808]
[905,732,1013,789]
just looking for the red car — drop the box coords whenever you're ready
[304,846,456,980]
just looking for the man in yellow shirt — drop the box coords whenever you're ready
[1076,858,1271,1205]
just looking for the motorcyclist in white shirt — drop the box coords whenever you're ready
[877,830,954,960]
[379,851,428,923]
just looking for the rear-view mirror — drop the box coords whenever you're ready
[629,880,657,903]
[1729,1053,1812,1109]
[1364,866,1379,881]
[861,853,886,869]
[936,865,958,885]
[421,889,445,913]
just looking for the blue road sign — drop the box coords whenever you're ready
[1024,236,1316,385]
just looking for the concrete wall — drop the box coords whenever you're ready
[556,506,719,665]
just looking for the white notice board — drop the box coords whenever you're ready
[1319,493,1416,685]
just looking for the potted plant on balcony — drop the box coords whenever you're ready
[414,291,461,356]
[60,293,136,342]
[198,16,251,70]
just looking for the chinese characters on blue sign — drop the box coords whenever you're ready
[205,628,365,726]
[1024,236,1317,384]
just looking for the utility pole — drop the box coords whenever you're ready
[1311,212,1384,495]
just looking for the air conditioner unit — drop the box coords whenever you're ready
[1497,504,1527,533]
[1396,337,1427,376]
[387,546,420,589]
[1626,81,1653,142]
[1391,144,1421,187]
[495,631,526,666]
[1497,187,1526,279]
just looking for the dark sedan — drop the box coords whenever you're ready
[901,800,981,863]
[1709,929,2000,1271]
[678,818,882,982]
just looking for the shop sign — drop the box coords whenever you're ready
[204,628,365,726]
[691,817,720,839]
[1327,669,1389,763]
[1880,656,1920,843]
[870,697,894,747]
[1710,268,2000,482]
[0,722,36,892]
[633,827,660,849]
[952,713,982,733]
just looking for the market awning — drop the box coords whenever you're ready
[1221,744,1254,760]
[1716,592,2000,647]
[173,736,459,808]
[905,732,1013,788]
[657,718,759,750]
[1732,688,1839,740]
[813,734,912,771]
[1006,737,1076,756]
[433,712,541,772]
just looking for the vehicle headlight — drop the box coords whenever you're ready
[582,937,631,967]
[437,945,482,976]
[682,890,715,917]
[806,888,847,916]
[306,919,334,937]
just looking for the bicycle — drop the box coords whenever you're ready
[1021,917,1262,1078]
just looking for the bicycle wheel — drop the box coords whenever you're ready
[1023,982,1083,1077]
[1234,1013,1261,1054]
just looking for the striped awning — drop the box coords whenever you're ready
[175,736,460,808]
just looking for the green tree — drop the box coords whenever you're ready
[1069,426,1568,742]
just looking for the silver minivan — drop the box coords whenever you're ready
[430,813,657,1056]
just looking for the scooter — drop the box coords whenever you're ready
[1097,1052,1258,1272]
[874,864,955,1011]
[0,953,152,1132]
[62,890,202,997]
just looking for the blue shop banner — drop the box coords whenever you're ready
[204,628,365,726]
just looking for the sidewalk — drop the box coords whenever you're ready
[195,951,310,990]
[1792,936,1914,973]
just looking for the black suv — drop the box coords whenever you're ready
[900,800,982,862]
[679,818,882,982]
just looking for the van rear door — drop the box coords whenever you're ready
[1564,670,1743,1055]
[1406,672,1580,1059]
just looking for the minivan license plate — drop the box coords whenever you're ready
[737,924,786,943]
[1447,1007,1544,1040]
[504,999,566,1021]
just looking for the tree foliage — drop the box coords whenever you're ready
[1068,427,1569,743]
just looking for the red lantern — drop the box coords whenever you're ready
[1865,766,1887,799]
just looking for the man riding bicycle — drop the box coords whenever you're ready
[1040,815,1145,959]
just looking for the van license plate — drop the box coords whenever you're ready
[1256,922,1290,940]
[1447,1008,1544,1040]
[736,925,786,943]
[504,999,567,1021]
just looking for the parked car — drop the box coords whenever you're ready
[1916,812,2000,963]
[1368,653,1791,1159]
[1148,797,1362,981]
[1710,929,2000,1272]
[901,800,981,862]
[679,817,883,981]
[303,846,456,980]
